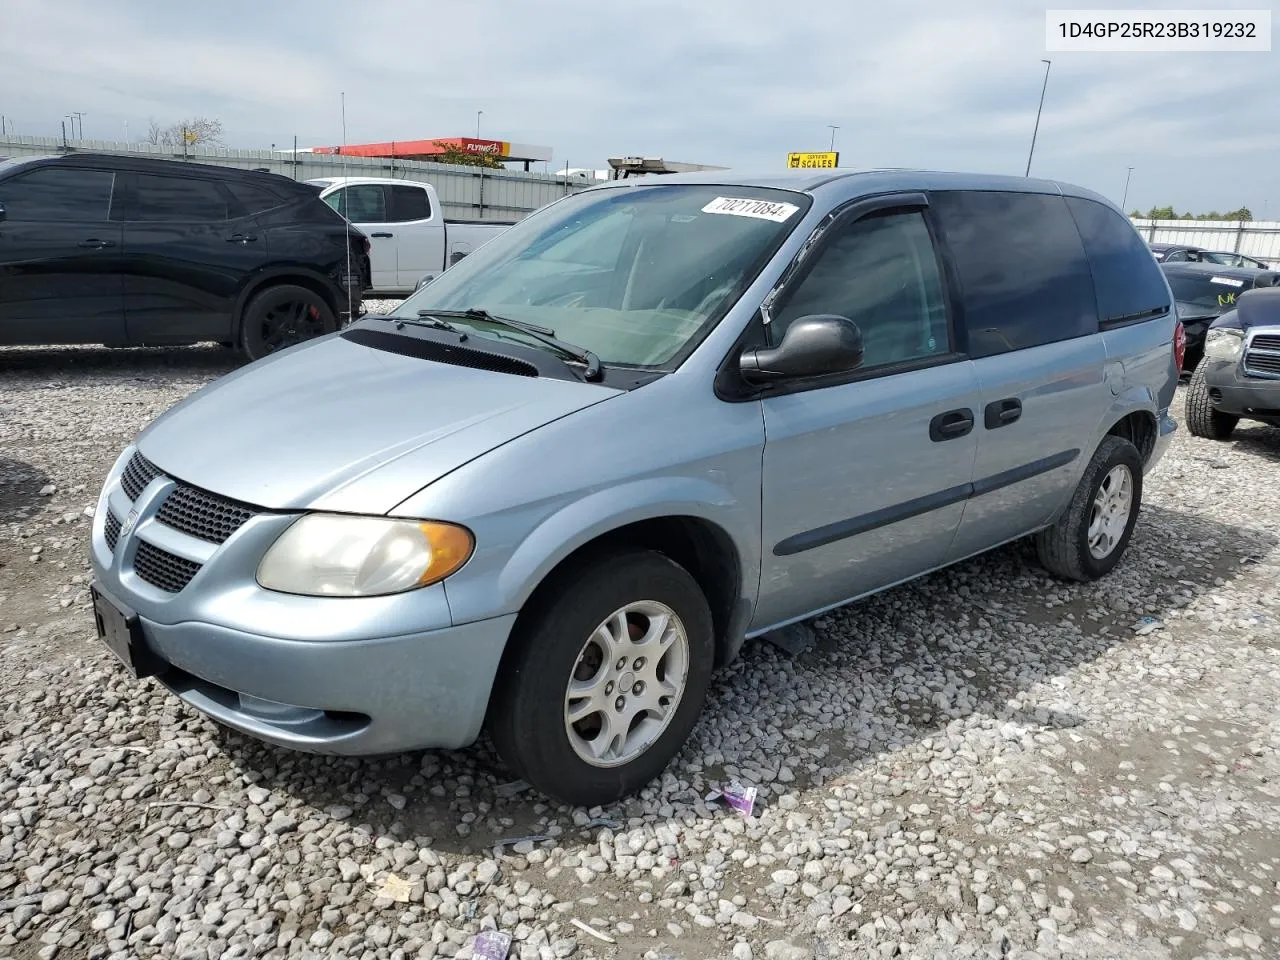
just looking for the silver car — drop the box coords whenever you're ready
[90,170,1180,806]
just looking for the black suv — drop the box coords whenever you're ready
[0,154,371,360]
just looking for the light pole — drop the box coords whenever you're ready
[1025,58,1051,177]
[828,125,839,152]
[1121,166,1134,210]
[476,110,483,139]
[72,111,85,139]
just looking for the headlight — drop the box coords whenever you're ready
[1204,327,1244,361]
[257,515,474,597]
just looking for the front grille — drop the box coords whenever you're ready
[120,452,162,501]
[133,541,201,593]
[104,512,121,551]
[157,485,257,544]
[1243,351,1280,377]
[1244,332,1280,379]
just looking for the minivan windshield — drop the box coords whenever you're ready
[386,184,810,369]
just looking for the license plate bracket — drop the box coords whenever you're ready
[91,585,159,680]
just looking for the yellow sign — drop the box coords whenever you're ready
[788,151,839,169]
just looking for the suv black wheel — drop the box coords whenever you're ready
[488,550,715,807]
[1185,364,1239,440]
[1035,435,1144,582]
[239,284,337,362]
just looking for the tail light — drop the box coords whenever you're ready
[1173,320,1186,372]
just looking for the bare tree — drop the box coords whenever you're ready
[144,117,224,148]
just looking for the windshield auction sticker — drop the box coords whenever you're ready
[702,197,800,223]
[1046,10,1271,51]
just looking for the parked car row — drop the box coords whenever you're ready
[0,154,373,360]
[1149,241,1272,269]
[87,170,1182,805]
[1160,261,1279,372]
[1186,286,1280,440]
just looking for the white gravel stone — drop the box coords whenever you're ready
[3,367,1279,960]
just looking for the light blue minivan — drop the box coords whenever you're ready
[90,170,1181,805]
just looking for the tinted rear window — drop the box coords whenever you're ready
[1066,197,1170,324]
[931,190,1097,357]
[390,184,430,221]
[226,181,283,215]
[130,174,229,221]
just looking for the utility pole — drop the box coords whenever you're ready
[1121,166,1134,210]
[476,110,483,139]
[828,125,839,153]
[1025,58,1051,177]
[123,120,128,142]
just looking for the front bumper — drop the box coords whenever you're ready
[88,447,513,754]
[1200,356,1280,419]
[93,579,513,754]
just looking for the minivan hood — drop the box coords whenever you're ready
[137,332,620,513]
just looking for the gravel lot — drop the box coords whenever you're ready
[2,333,1279,960]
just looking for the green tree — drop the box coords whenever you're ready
[1223,207,1253,221]
[431,142,504,169]
[1146,205,1176,220]
[1128,209,1142,218]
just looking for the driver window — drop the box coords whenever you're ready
[770,210,950,370]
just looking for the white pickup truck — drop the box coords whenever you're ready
[307,177,515,296]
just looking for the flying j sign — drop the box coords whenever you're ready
[788,152,839,169]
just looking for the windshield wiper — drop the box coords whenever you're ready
[386,311,468,340]
[423,308,604,382]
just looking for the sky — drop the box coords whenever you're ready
[2,0,1278,215]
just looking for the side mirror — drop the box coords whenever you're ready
[739,314,865,384]
[0,201,6,222]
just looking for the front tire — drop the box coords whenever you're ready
[1185,364,1238,440]
[1035,435,1143,582]
[238,284,337,362]
[488,550,714,807]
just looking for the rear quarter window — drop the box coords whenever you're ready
[931,190,1097,358]
[1066,197,1170,324]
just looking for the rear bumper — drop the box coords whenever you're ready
[1147,411,1177,473]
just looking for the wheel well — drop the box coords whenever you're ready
[237,275,343,331]
[1106,411,1157,463]
[511,517,742,667]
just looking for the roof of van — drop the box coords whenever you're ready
[587,168,1110,204]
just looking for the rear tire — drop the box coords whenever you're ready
[488,550,714,807]
[1035,435,1143,582]
[1185,364,1238,440]
[238,284,337,362]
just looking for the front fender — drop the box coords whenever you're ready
[440,474,759,631]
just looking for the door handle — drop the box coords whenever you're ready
[983,398,1023,429]
[370,231,394,238]
[226,234,258,243]
[929,408,975,442]
[77,238,114,248]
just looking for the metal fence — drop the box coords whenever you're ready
[1130,218,1280,268]
[0,135,592,221]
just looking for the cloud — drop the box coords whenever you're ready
[1,0,1277,211]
